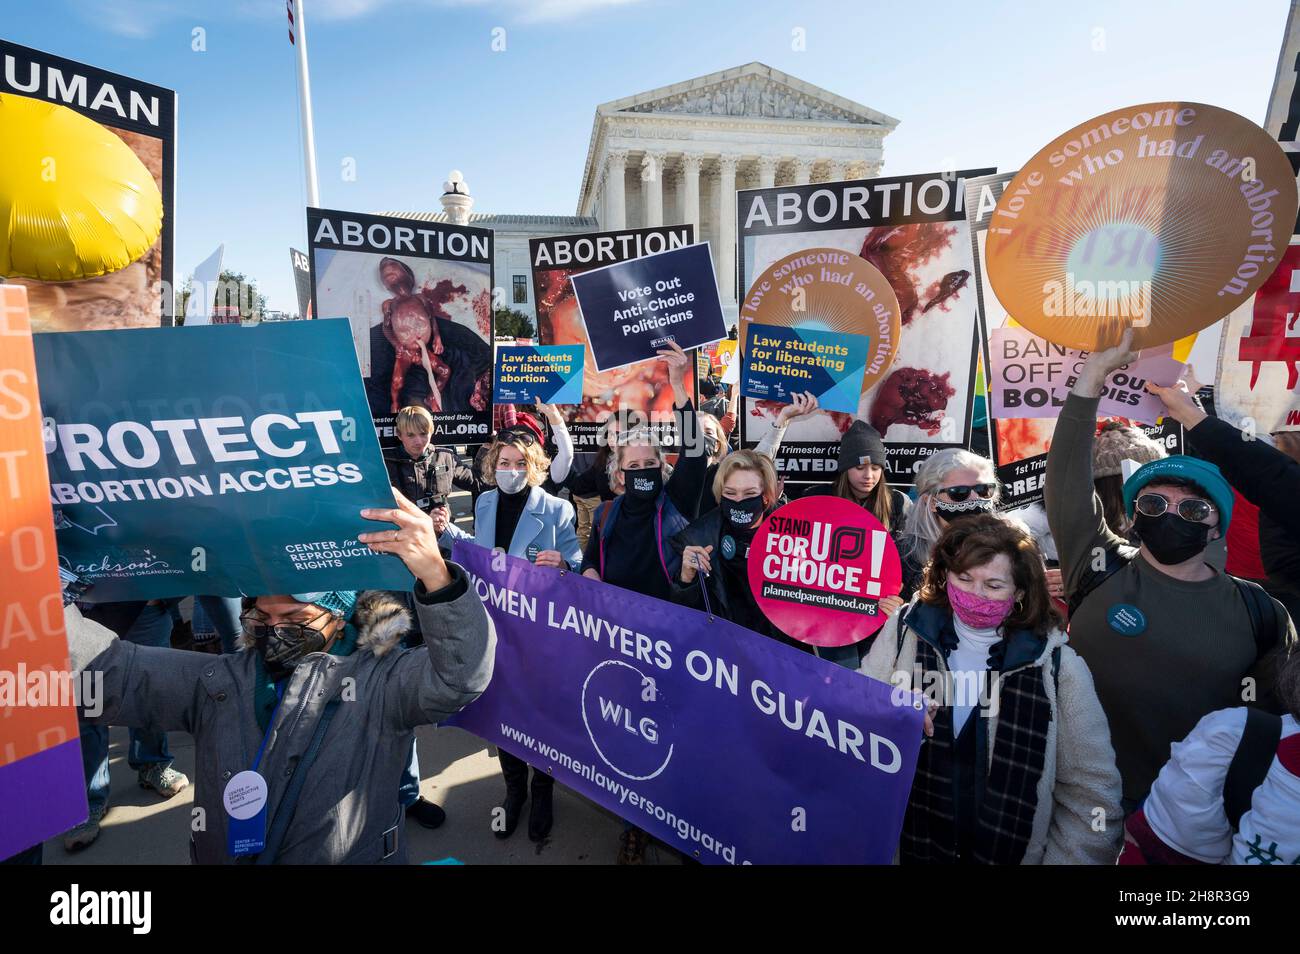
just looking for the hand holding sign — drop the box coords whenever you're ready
[657,339,690,406]
[681,544,713,584]
[1145,377,1208,430]
[360,487,451,593]
[1073,327,1138,398]
[776,391,820,426]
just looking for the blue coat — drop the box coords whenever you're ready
[442,484,582,570]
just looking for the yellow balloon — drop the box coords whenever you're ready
[0,92,163,282]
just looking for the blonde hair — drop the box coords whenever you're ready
[713,450,777,505]
[481,435,551,488]
[606,428,671,487]
[395,405,434,435]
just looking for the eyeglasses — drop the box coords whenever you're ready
[239,607,336,644]
[938,483,997,502]
[1135,492,1215,524]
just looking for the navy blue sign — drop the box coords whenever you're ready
[569,243,728,372]
[448,542,923,864]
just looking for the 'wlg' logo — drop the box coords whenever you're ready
[581,660,675,781]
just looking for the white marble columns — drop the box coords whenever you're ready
[681,153,702,238]
[604,149,628,231]
[717,155,738,305]
[642,150,666,228]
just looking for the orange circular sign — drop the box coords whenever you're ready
[985,102,1297,351]
[739,247,902,396]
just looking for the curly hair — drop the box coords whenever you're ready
[919,513,1063,635]
[480,434,551,488]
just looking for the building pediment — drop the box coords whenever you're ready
[600,62,898,129]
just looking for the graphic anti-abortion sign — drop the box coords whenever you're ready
[447,543,921,864]
[35,319,414,600]
[307,208,494,448]
[570,242,727,372]
[0,285,88,861]
[738,170,992,485]
[492,345,584,405]
[742,322,871,415]
[985,103,1297,352]
[749,495,902,648]
[532,226,696,451]
[967,173,1184,508]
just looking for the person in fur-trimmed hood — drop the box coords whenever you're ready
[64,489,495,865]
[859,513,1122,865]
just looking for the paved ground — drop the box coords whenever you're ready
[45,487,679,866]
[44,724,682,865]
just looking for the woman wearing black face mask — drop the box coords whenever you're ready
[60,488,495,865]
[669,451,810,651]
[580,341,709,604]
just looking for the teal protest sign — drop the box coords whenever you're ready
[34,319,414,600]
[492,344,584,404]
[741,322,871,414]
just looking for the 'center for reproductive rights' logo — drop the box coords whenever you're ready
[581,660,675,781]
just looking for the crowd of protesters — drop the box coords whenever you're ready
[14,332,1299,868]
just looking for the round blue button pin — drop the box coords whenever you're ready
[1107,603,1147,636]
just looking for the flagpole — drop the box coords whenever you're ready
[290,0,321,208]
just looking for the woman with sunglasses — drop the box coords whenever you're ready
[1047,329,1295,813]
[897,449,1002,600]
[439,423,582,842]
[60,489,495,864]
[860,513,1123,864]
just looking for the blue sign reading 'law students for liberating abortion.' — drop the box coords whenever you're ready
[448,543,923,864]
[569,242,728,372]
[741,322,871,415]
[34,319,415,601]
[492,344,584,404]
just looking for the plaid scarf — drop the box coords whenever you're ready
[899,632,1054,864]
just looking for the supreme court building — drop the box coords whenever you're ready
[388,62,898,322]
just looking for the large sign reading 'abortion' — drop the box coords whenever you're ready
[448,542,921,864]
[34,319,414,600]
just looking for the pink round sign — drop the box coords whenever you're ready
[748,495,902,648]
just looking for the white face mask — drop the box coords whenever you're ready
[496,468,529,495]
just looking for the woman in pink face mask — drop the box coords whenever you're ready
[859,513,1123,865]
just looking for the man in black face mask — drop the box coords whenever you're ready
[1046,329,1295,812]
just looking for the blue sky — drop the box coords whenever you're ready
[4,0,1292,311]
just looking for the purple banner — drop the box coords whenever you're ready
[448,542,923,865]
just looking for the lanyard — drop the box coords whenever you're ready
[252,681,287,772]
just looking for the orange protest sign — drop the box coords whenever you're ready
[985,102,1297,351]
[0,284,86,857]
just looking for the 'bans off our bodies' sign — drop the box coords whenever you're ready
[749,495,902,648]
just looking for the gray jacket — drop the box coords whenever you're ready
[66,563,495,865]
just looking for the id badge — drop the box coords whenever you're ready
[224,770,269,856]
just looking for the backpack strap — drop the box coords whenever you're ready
[1229,576,1283,662]
[1223,707,1283,831]
[1067,545,1134,618]
[255,699,341,865]
[595,499,616,580]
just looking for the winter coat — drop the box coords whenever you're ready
[441,484,582,570]
[65,565,494,865]
[858,599,1123,864]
